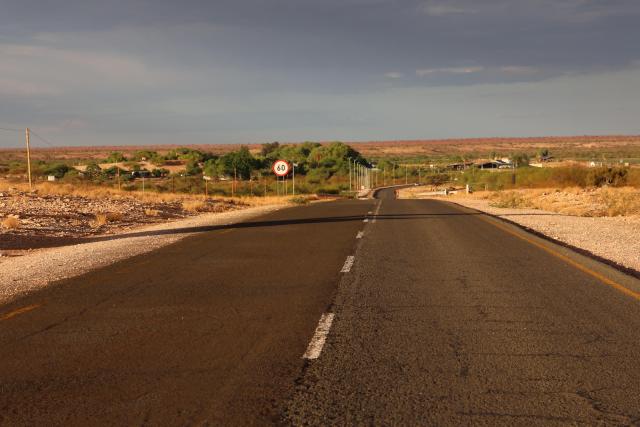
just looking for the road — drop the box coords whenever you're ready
[2,188,640,425]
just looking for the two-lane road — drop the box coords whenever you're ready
[2,189,640,425]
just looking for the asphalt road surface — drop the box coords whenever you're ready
[2,188,640,425]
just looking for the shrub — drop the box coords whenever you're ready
[92,212,122,227]
[93,213,108,227]
[182,200,206,212]
[317,186,340,195]
[290,196,310,205]
[43,163,70,178]
[490,191,530,209]
[2,216,20,229]
[586,167,628,187]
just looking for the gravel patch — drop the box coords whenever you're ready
[0,204,284,305]
[0,189,241,251]
[439,197,640,273]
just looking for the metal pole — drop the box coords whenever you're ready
[292,164,295,196]
[355,163,358,190]
[348,158,352,192]
[25,128,32,190]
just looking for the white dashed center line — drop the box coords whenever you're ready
[363,218,369,223]
[372,200,382,223]
[341,256,355,273]
[303,312,335,360]
[356,231,364,239]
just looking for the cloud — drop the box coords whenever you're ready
[0,43,172,85]
[500,66,539,74]
[420,1,477,16]
[416,66,484,76]
[384,71,403,79]
[0,78,61,96]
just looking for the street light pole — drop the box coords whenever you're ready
[292,163,296,196]
[348,157,352,192]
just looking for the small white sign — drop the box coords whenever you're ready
[272,160,291,177]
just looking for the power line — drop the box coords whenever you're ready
[29,129,58,148]
[0,127,21,132]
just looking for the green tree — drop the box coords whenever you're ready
[185,160,202,176]
[216,146,257,180]
[105,152,127,163]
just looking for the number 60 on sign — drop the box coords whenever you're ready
[272,160,291,177]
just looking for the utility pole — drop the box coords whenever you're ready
[292,163,296,196]
[405,166,408,185]
[25,128,33,190]
[117,167,121,191]
[348,157,352,192]
[233,167,237,197]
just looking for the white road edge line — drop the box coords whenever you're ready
[303,312,335,360]
[341,255,355,273]
[356,231,364,239]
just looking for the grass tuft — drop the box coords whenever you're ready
[2,215,20,229]
[93,212,123,227]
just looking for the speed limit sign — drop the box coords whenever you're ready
[272,160,291,177]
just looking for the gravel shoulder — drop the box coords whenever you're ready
[422,195,640,274]
[0,204,285,306]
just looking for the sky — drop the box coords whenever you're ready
[1,0,640,147]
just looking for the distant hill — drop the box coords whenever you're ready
[1,135,639,162]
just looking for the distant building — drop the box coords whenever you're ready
[447,161,474,171]
[474,159,513,169]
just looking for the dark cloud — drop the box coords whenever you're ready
[1,0,639,144]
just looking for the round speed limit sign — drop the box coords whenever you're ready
[272,160,291,177]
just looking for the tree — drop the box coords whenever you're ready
[105,152,127,163]
[43,163,70,178]
[216,146,257,180]
[85,162,102,178]
[261,141,280,157]
[510,153,530,167]
[185,160,202,176]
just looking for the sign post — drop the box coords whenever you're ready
[272,160,291,196]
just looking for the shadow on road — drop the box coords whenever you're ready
[68,211,563,246]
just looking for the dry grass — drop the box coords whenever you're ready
[2,215,20,229]
[93,211,123,228]
[489,192,532,209]
[484,187,640,217]
[144,208,161,217]
[182,200,206,212]
[401,184,640,217]
[1,180,299,208]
